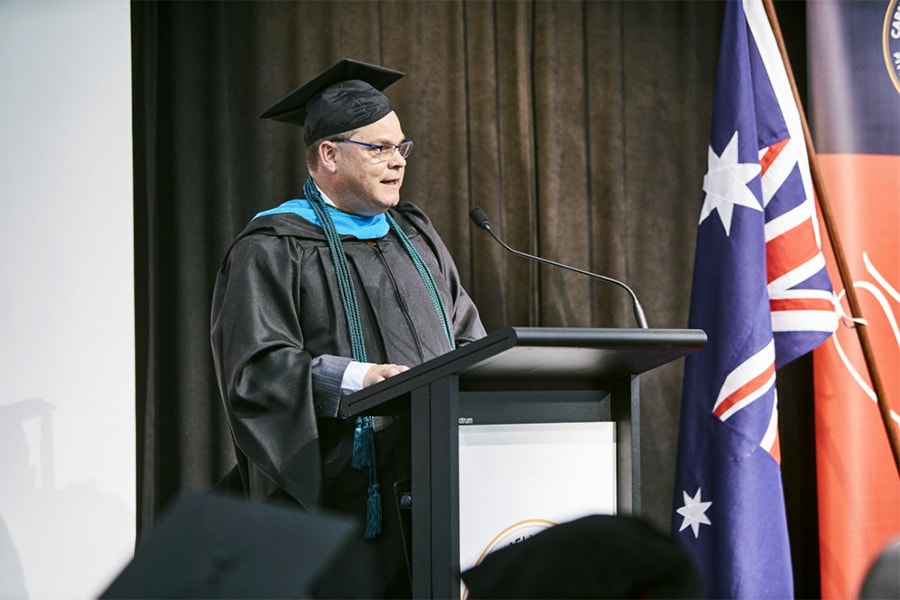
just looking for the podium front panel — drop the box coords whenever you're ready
[458,420,617,591]
[411,384,635,599]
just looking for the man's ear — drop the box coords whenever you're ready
[318,141,339,172]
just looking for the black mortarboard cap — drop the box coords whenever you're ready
[99,492,356,599]
[461,515,704,599]
[260,58,405,145]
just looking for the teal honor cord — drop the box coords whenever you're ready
[303,177,454,538]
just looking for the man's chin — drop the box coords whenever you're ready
[379,195,401,210]
[357,197,399,216]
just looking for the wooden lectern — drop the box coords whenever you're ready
[340,326,706,599]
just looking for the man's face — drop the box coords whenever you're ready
[331,112,408,216]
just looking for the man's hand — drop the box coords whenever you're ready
[363,363,410,387]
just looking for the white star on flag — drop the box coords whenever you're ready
[699,130,762,236]
[677,488,713,538]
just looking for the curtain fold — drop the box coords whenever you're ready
[132,8,814,593]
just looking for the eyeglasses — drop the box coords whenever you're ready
[336,138,414,163]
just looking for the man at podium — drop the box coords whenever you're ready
[209,58,486,598]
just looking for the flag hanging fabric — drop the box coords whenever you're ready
[672,0,838,597]
[807,1,900,598]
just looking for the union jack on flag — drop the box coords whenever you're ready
[672,0,838,597]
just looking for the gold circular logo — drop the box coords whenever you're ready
[883,0,900,94]
[461,519,557,600]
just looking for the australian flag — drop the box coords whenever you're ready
[672,0,838,597]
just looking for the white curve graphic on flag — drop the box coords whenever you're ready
[831,253,900,427]
[865,252,900,304]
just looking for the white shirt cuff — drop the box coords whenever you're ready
[341,360,375,394]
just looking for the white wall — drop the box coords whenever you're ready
[0,1,136,598]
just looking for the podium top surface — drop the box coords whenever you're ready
[339,327,706,418]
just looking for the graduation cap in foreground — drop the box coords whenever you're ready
[100,492,356,599]
[260,58,405,144]
[461,514,704,599]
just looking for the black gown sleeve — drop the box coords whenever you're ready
[209,233,323,509]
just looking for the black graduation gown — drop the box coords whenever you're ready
[210,200,485,596]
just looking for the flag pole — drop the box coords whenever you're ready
[761,0,900,475]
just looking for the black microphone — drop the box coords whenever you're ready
[469,207,649,329]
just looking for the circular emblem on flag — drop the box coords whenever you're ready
[884,0,900,94]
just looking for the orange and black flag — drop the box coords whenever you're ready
[808,1,900,598]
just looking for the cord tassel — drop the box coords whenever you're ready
[352,416,374,469]
[364,482,382,539]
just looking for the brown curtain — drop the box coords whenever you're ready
[131,0,818,594]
